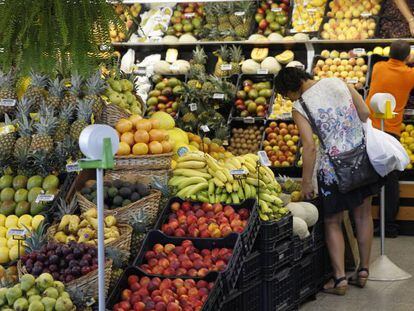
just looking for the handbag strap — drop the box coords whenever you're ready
[298,97,327,150]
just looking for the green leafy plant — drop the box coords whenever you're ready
[0,0,123,75]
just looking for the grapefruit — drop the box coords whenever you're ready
[115,118,133,134]
[117,142,131,156]
[121,132,135,146]
[161,141,172,153]
[132,143,149,155]
[148,141,163,154]
[151,111,175,130]
[134,130,150,144]
[149,129,166,142]
[135,119,152,132]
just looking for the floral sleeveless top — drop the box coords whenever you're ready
[293,78,364,186]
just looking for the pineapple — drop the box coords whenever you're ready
[229,2,243,27]
[29,106,57,154]
[46,78,64,109]
[190,46,207,77]
[13,109,32,157]
[54,103,75,142]
[24,71,48,111]
[0,114,16,158]
[84,71,106,121]
[24,221,48,254]
[106,247,129,289]
[70,100,93,140]
[230,45,244,75]
[217,3,230,25]
[130,210,148,259]
[0,69,17,116]
[214,46,231,78]
[67,285,95,311]
[63,74,83,107]
[204,3,217,25]
[13,147,33,176]
[233,1,255,38]
[54,197,78,221]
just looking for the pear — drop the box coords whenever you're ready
[28,295,42,304]
[59,292,70,299]
[53,281,65,294]
[42,288,59,300]
[40,297,56,311]
[21,274,36,292]
[54,297,73,311]
[13,297,29,311]
[111,81,122,93]
[28,301,44,311]
[0,288,7,306]
[6,286,22,305]
[26,287,40,297]
[35,273,54,292]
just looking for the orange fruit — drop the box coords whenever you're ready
[129,115,142,126]
[149,129,166,142]
[117,141,131,156]
[135,119,152,132]
[161,141,172,153]
[150,118,160,129]
[191,135,202,144]
[120,132,135,146]
[132,143,149,155]
[115,118,133,134]
[148,141,163,154]
[134,130,150,144]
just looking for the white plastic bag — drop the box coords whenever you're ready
[363,119,409,177]
[120,49,135,74]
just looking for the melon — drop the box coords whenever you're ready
[293,216,310,240]
[153,60,171,75]
[248,34,269,42]
[261,57,282,74]
[275,50,294,64]
[286,202,308,221]
[162,35,179,43]
[151,111,175,130]
[171,60,191,75]
[286,61,305,70]
[268,33,284,42]
[293,33,310,41]
[167,128,189,147]
[179,34,197,43]
[241,59,261,74]
[298,202,319,227]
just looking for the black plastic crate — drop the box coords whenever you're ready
[106,266,224,311]
[220,290,243,311]
[295,253,317,303]
[261,266,296,311]
[292,230,314,262]
[242,279,261,311]
[313,243,327,288]
[262,239,293,280]
[258,213,293,252]
[236,251,261,290]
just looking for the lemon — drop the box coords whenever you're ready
[9,245,24,261]
[0,227,6,238]
[18,214,32,229]
[0,246,9,263]
[5,215,18,229]
[32,215,45,230]
[0,215,5,227]
[7,237,18,248]
[0,237,7,247]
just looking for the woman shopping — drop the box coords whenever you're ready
[274,68,383,295]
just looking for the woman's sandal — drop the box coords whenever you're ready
[348,268,369,288]
[322,276,348,296]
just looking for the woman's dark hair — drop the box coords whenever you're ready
[390,40,410,61]
[274,67,313,96]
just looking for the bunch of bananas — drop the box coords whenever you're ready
[169,152,289,221]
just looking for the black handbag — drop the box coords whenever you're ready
[299,97,379,194]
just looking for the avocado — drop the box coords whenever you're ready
[122,199,132,207]
[81,187,91,195]
[15,201,30,217]
[130,192,141,202]
[13,175,28,190]
[112,180,123,189]
[119,187,132,199]
[108,187,118,198]
[113,196,123,207]
[0,201,16,216]
[136,183,150,197]
[30,202,45,216]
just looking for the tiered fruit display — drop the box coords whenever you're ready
[187,134,232,161]
[161,201,250,238]
[111,3,142,43]
[400,123,414,169]
[112,275,214,311]
[279,176,302,202]
[234,79,273,118]
[262,121,300,167]
[255,0,290,37]
[169,152,288,221]
[327,0,382,18]
[166,3,205,38]
[139,240,233,277]
[269,94,294,119]
[320,18,377,40]
[213,45,244,78]
[145,76,184,117]
[80,179,150,210]
[137,7,173,42]
[0,272,74,311]
[228,125,264,155]
[0,265,17,287]
[0,215,44,264]
[313,56,368,90]
[0,174,60,216]
[105,77,143,116]
[115,117,173,156]
[53,208,121,245]
[379,0,413,38]
[291,0,327,33]
[320,49,366,59]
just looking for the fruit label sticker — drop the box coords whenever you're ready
[243,117,255,124]
[234,11,245,16]
[184,12,195,18]
[189,103,198,111]
[66,162,82,172]
[361,12,372,18]
[220,64,232,71]
[0,99,16,107]
[230,169,248,176]
[346,78,358,84]
[8,228,26,237]
[257,69,269,74]
[200,125,210,133]
[35,194,55,203]
[169,64,179,71]
[353,48,366,56]
[213,93,225,99]
[177,146,189,157]
[258,151,271,167]
[135,66,146,75]
[271,8,282,12]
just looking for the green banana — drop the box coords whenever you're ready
[173,169,211,179]
[237,186,245,201]
[220,193,228,202]
[231,192,240,204]
[243,183,251,198]
[225,182,233,193]
[246,177,266,188]
[177,176,208,189]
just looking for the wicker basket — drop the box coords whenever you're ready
[46,223,133,254]
[101,103,131,127]
[114,152,172,170]
[105,169,171,188]
[18,259,113,299]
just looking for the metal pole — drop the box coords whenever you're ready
[380,119,385,255]
[96,168,106,311]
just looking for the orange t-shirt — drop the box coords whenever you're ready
[366,59,414,136]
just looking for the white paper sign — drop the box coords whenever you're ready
[230,169,248,176]
[353,48,366,55]
[346,78,358,84]
[189,103,198,111]
[220,64,232,71]
[213,93,225,99]
[35,194,55,203]
[257,69,269,74]
[8,229,27,237]
[66,162,82,172]
[0,99,16,107]
[200,125,210,132]
[271,8,282,12]
[243,117,255,124]
[258,151,271,167]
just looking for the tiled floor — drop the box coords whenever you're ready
[301,236,414,311]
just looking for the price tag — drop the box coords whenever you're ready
[220,64,232,71]
[230,169,248,176]
[353,48,366,55]
[189,103,198,111]
[258,151,271,167]
[278,112,292,120]
[0,99,16,107]
[361,12,372,18]
[404,109,414,116]
[86,298,96,307]
[200,125,210,133]
[243,117,255,124]
[213,93,225,99]
[234,11,245,16]
[184,12,195,18]
[66,162,82,172]
[307,8,317,13]
[346,78,358,84]
[169,64,179,71]
[151,37,162,42]
[8,229,26,237]
[135,66,146,75]
[223,140,229,146]
[271,8,282,12]
[257,69,269,74]
[177,146,189,157]
[35,194,55,203]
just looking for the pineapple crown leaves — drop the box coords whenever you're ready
[0,69,16,88]
[105,246,129,268]
[23,220,48,254]
[16,97,33,117]
[12,147,34,176]
[85,70,106,96]
[16,112,32,137]
[48,77,65,98]
[76,99,93,122]
[230,45,244,63]
[59,102,76,121]
[152,176,170,197]
[131,208,149,232]
[215,45,231,62]
[29,71,48,88]
[67,285,95,309]
[65,73,83,96]
[34,106,58,136]
[54,196,78,220]
[233,1,256,18]
[192,46,207,65]
[29,150,57,177]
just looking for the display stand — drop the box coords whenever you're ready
[78,125,120,311]
[368,95,411,281]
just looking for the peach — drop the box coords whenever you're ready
[145,250,156,260]
[211,229,222,238]
[178,215,187,224]
[182,260,193,269]
[197,217,207,226]
[164,244,175,254]
[172,278,184,288]
[196,280,208,289]
[200,230,210,238]
[176,268,187,276]
[230,219,242,228]
[162,224,174,236]
[176,210,185,217]
[159,258,170,269]
[208,223,218,232]
[178,254,189,262]
[136,287,149,298]
[187,215,197,225]
[163,268,175,276]
[197,268,209,277]
[152,266,164,274]
[177,286,187,296]
[205,211,215,219]
[147,281,158,292]
[160,279,172,291]
[149,258,158,267]
[174,228,186,237]
[233,226,244,233]
[171,202,181,211]
[200,249,210,257]
[202,202,213,211]
[154,244,164,253]
[198,223,208,232]
[169,219,179,230]
[188,287,198,297]
[215,260,227,271]
[181,202,192,211]
[188,268,198,277]
[188,227,200,237]
[238,208,250,220]
[167,302,181,311]
[170,259,180,270]
[195,209,205,217]
[182,240,193,248]
[155,301,167,311]
[193,259,204,270]
[192,204,201,211]
[198,287,209,297]
[133,302,145,311]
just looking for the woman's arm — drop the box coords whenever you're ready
[393,0,414,35]
[347,84,370,122]
[293,110,317,199]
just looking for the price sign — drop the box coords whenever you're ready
[213,93,225,100]
[8,229,27,237]
[86,298,96,307]
[135,66,146,75]
[177,146,189,157]
[271,7,282,12]
[230,169,248,176]
[222,140,229,146]
[184,12,195,18]
[361,12,372,18]
[200,125,210,133]
[189,103,198,111]
[411,45,414,51]
[220,64,232,71]
[66,162,82,172]
[307,8,317,13]
[234,11,245,16]
[278,112,292,120]
[243,117,255,124]
[35,194,55,203]
[258,151,271,167]
[353,48,366,55]
[346,78,358,84]
[257,69,269,74]
[0,99,16,107]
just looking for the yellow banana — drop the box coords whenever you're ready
[177,153,206,163]
[58,215,71,231]
[176,161,206,169]
[177,177,208,189]
[213,177,225,188]
[168,176,186,186]
[208,168,227,183]
[68,215,80,234]
[237,186,245,201]
[173,169,211,179]
[259,200,273,214]
[243,183,251,198]
[243,161,256,174]
[205,154,222,171]
[229,158,242,169]
[225,182,233,193]
[223,162,237,170]
[246,177,266,188]
[231,192,240,204]
[263,166,275,179]
[223,169,234,183]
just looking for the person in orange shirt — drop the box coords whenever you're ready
[366,40,414,237]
